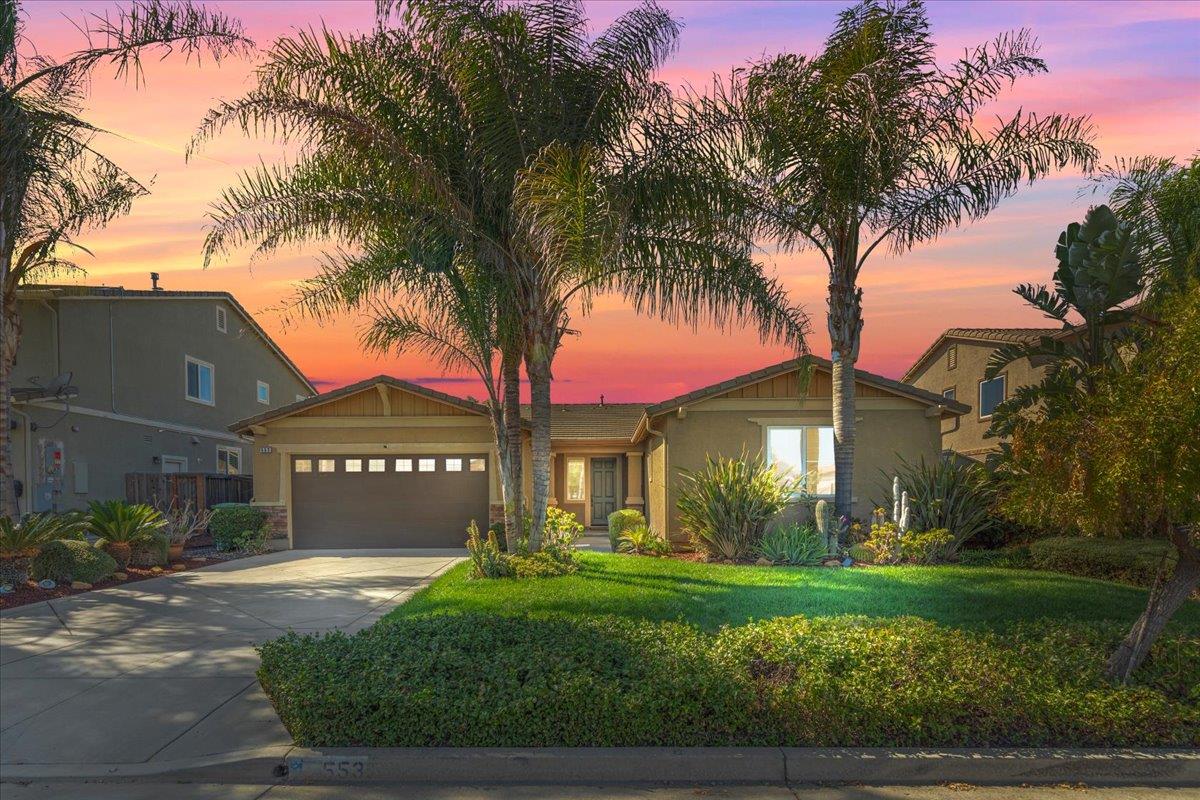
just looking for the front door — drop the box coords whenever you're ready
[590,457,617,526]
[161,456,187,474]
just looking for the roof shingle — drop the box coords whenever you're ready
[521,403,647,441]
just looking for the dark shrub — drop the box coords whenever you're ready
[259,613,1198,748]
[959,545,1031,568]
[607,509,647,551]
[128,533,169,567]
[30,539,117,584]
[1028,537,1177,587]
[209,504,267,551]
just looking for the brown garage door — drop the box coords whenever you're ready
[290,454,489,548]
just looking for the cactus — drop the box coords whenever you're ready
[886,476,911,533]
[899,490,910,532]
[814,499,836,554]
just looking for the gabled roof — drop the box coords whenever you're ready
[229,374,490,433]
[18,284,315,393]
[901,327,1061,383]
[521,403,647,441]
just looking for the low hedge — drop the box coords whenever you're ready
[210,504,267,551]
[1028,537,1176,587]
[30,539,117,584]
[259,613,1198,748]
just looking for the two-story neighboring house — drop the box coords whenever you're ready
[9,282,315,514]
[902,328,1056,459]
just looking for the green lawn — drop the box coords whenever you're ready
[389,552,1200,632]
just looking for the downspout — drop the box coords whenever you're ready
[643,418,665,531]
[10,406,33,516]
[108,301,117,413]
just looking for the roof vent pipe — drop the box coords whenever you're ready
[599,394,605,407]
[150,272,162,291]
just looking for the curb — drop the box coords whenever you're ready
[4,747,1197,787]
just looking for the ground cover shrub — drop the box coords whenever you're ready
[1028,537,1178,588]
[756,523,826,565]
[509,551,579,578]
[608,509,647,551]
[259,613,1199,748]
[30,539,117,584]
[128,532,170,567]
[616,524,671,556]
[958,545,1031,569]
[210,504,268,552]
[677,451,799,561]
[862,521,954,565]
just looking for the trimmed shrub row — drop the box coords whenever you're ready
[1026,537,1177,588]
[31,540,117,584]
[259,613,1199,748]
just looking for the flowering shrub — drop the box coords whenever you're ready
[862,521,954,565]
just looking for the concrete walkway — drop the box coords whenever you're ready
[0,550,461,769]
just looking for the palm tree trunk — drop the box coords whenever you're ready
[1105,524,1200,682]
[1,240,19,522]
[525,338,553,553]
[827,250,863,521]
[501,347,524,550]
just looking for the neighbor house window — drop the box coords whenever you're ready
[469,458,486,472]
[294,459,312,473]
[765,426,835,496]
[216,306,227,333]
[445,458,462,472]
[942,387,956,402]
[418,458,436,472]
[396,458,413,472]
[565,458,585,502]
[345,458,363,472]
[295,394,306,402]
[368,458,386,472]
[257,380,270,405]
[946,344,958,370]
[216,446,241,475]
[185,356,214,405]
[979,375,1006,418]
[318,458,335,472]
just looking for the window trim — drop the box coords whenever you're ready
[396,458,413,472]
[942,386,957,402]
[184,355,215,406]
[418,457,436,472]
[216,445,242,475]
[564,457,586,503]
[216,305,227,333]
[256,380,271,406]
[763,425,835,499]
[445,457,463,472]
[978,373,1007,420]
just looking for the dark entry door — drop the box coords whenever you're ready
[590,458,617,526]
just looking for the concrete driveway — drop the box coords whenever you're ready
[0,550,461,770]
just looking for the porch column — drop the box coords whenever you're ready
[624,451,644,511]
[548,453,558,506]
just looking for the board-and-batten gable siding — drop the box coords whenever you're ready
[714,367,893,400]
[295,385,474,418]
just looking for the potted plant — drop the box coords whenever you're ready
[157,500,212,561]
[86,501,166,569]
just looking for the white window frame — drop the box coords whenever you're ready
[294,459,313,473]
[396,458,413,472]
[565,457,586,503]
[257,380,271,405]
[445,458,463,472]
[418,458,436,472]
[368,458,386,472]
[317,458,336,473]
[184,355,215,406]
[216,305,227,333]
[764,425,835,499]
[216,445,242,475]
[345,458,363,472]
[942,386,956,402]
[978,374,1006,420]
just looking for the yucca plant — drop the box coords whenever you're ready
[877,457,994,554]
[677,451,799,561]
[87,501,166,568]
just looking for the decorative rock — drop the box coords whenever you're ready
[150,567,164,574]
[113,572,128,581]
[170,563,187,571]
[841,556,854,567]
[38,579,56,589]
[821,558,842,567]
[0,584,13,594]
[755,557,773,566]
[70,581,93,590]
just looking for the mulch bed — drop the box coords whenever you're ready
[0,550,250,611]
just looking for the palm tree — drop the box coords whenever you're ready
[193,0,808,548]
[734,0,1097,518]
[0,0,250,520]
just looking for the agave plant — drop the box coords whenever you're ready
[87,501,166,567]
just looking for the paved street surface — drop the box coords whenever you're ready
[3,782,1195,799]
[0,550,461,768]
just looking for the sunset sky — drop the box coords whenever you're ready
[21,0,1200,401]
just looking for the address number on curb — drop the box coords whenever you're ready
[287,756,369,780]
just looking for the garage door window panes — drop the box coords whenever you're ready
[368,458,386,472]
[470,458,486,472]
[446,458,462,472]
[294,459,312,473]
[418,458,436,472]
[318,459,335,473]
[396,459,413,472]
[345,459,363,472]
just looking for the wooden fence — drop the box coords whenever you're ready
[125,472,253,510]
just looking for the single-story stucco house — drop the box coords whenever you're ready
[231,357,969,549]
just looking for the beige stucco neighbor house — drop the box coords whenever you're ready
[902,328,1055,458]
[233,357,968,549]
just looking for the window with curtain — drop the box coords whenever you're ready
[765,426,835,496]
[565,458,585,502]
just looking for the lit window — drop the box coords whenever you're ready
[216,306,227,333]
[216,446,241,475]
[185,356,214,404]
[942,387,956,402]
[446,458,462,472]
[396,459,413,472]
[766,426,834,496]
[294,459,312,473]
[979,375,1006,418]
[565,458,585,502]
[469,458,486,472]
[368,458,386,472]
[257,380,270,405]
[345,459,363,472]
[418,458,435,472]
[318,459,335,473]
[947,344,958,371]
